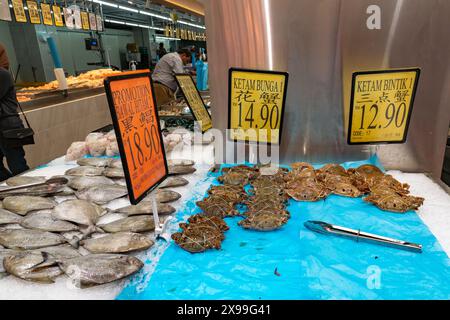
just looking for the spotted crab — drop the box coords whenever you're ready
[238,213,288,231]
[364,191,424,213]
[196,195,240,218]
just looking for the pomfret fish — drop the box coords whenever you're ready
[167,159,195,167]
[52,199,106,226]
[5,176,46,187]
[168,165,196,175]
[99,216,157,233]
[0,229,66,250]
[158,177,189,189]
[103,167,125,179]
[68,176,115,190]
[3,251,63,283]
[76,158,112,167]
[81,232,154,253]
[20,210,79,232]
[113,202,176,216]
[75,184,128,204]
[145,190,181,203]
[65,166,105,177]
[2,196,57,215]
[0,208,23,225]
[58,254,143,288]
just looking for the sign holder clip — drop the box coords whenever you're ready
[151,192,173,242]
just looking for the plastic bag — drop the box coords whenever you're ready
[65,141,88,161]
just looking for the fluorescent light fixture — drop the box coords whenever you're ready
[105,19,164,31]
[92,0,119,8]
[139,10,172,21]
[156,36,181,41]
[178,20,206,29]
[105,19,126,25]
[118,5,139,13]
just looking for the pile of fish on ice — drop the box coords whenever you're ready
[0,157,196,288]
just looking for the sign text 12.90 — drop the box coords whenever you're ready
[126,125,160,171]
[358,102,407,130]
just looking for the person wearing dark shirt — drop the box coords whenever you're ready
[156,43,167,59]
[0,43,29,181]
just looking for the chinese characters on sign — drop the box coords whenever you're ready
[41,3,53,26]
[53,6,64,27]
[175,74,212,133]
[348,69,420,144]
[81,11,90,30]
[104,74,168,204]
[11,0,27,23]
[26,1,41,24]
[228,69,288,144]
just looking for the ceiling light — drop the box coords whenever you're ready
[119,5,139,13]
[139,10,172,21]
[92,0,119,8]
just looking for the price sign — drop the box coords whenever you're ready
[228,68,288,144]
[89,12,97,30]
[0,0,12,21]
[41,3,53,26]
[26,1,41,24]
[52,6,63,27]
[72,7,82,29]
[81,11,89,30]
[96,14,103,32]
[348,68,420,144]
[63,7,74,29]
[175,74,212,133]
[104,72,168,204]
[11,0,27,23]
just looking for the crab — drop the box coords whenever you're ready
[244,196,287,211]
[355,164,383,177]
[245,207,290,219]
[238,212,288,231]
[317,163,348,176]
[222,165,260,180]
[363,191,424,213]
[290,162,314,171]
[367,174,410,195]
[207,185,247,203]
[285,179,330,201]
[196,195,240,218]
[320,174,363,197]
[217,172,249,186]
[172,228,224,253]
[187,213,229,232]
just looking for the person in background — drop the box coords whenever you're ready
[152,48,194,108]
[156,43,167,59]
[0,43,29,181]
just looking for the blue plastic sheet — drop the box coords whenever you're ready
[118,157,450,300]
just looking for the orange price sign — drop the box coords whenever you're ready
[104,73,168,204]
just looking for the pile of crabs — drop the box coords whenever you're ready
[172,163,424,253]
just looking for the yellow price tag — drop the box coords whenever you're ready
[52,6,63,27]
[175,74,212,133]
[81,11,90,30]
[11,0,27,23]
[41,3,53,26]
[228,68,288,144]
[348,68,420,144]
[26,1,41,24]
